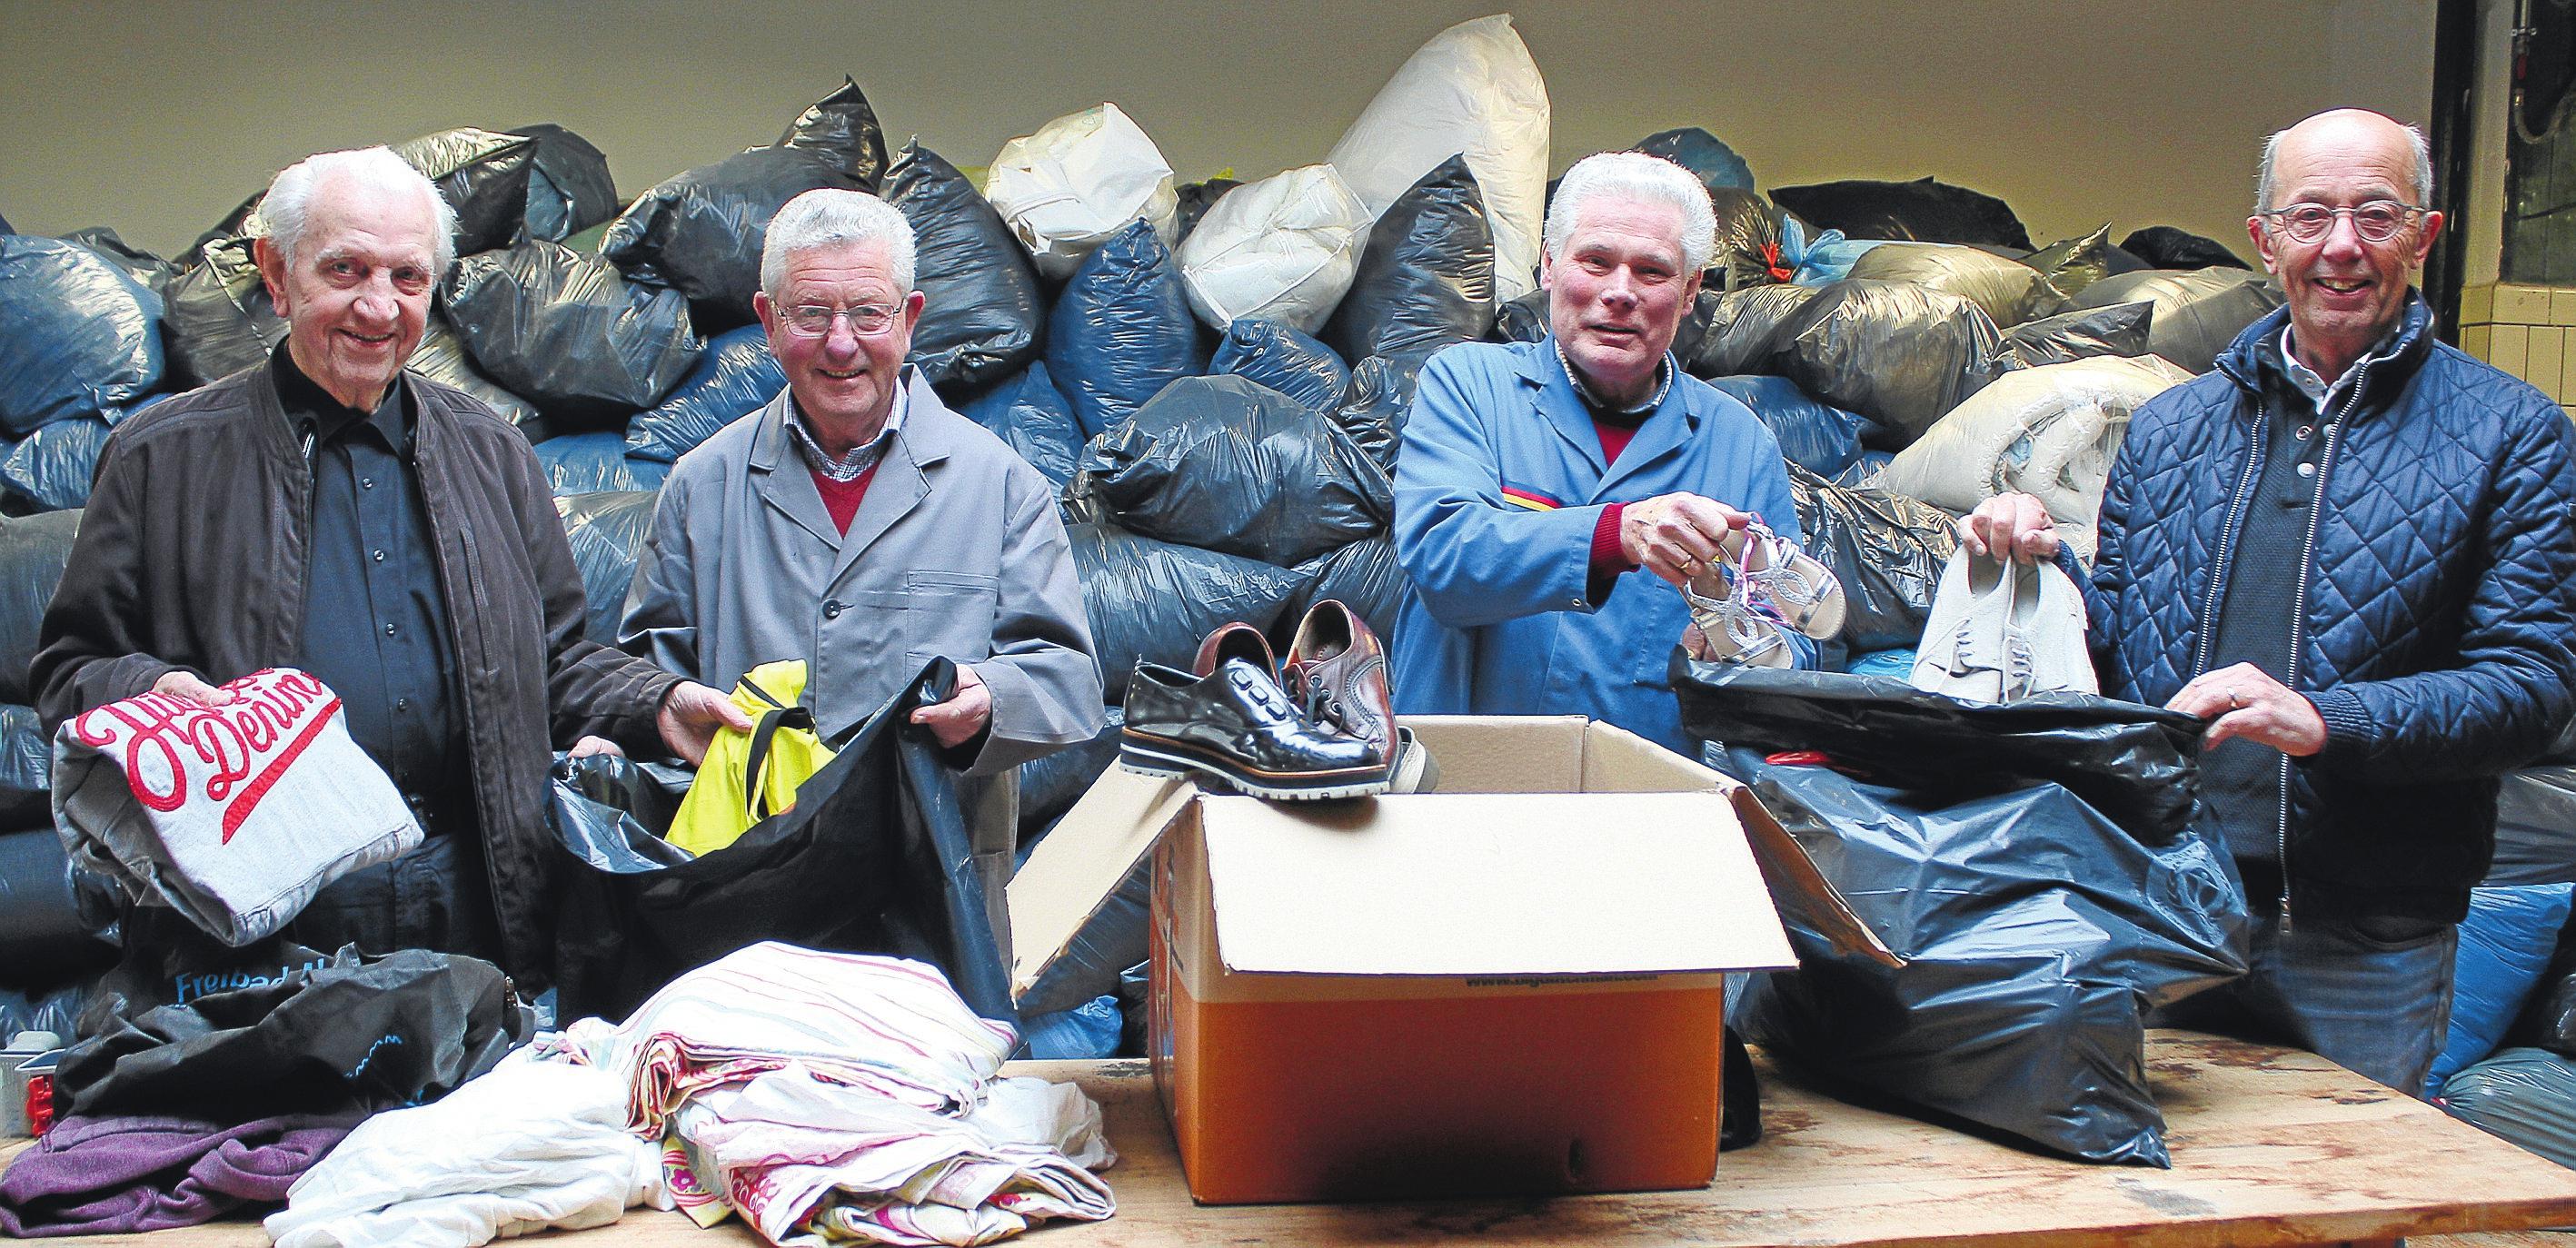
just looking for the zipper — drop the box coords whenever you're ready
[2192,406,2268,680]
[2269,358,2373,931]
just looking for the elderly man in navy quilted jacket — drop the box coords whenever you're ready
[1967,108,2576,1094]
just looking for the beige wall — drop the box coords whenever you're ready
[1,1,2431,263]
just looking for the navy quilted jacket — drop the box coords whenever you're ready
[2081,293,2576,923]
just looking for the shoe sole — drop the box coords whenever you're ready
[1117,733,1392,801]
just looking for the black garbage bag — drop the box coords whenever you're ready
[1788,463,1958,651]
[1711,188,1796,292]
[603,78,888,330]
[60,939,528,1119]
[552,659,1013,1024]
[1333,355,1412,470]
[1688,282,1824,379]
[0,509,76,703]
[1279,537,1407,650]
[1770,280,2008,445]
[2073,268,2283,376]
[412,311,547,439]
[622,323,785,462]
[888,142,1045,393]
[2022,224,2138,302]
[1016,707,1122,850]
[162,237,284,390]
[1073,375,1392,567]
[0,704,50,827]
[1835,451,1893,489]
[1705,376,1870,479]
[207,130,542,260]
[2491,766,2576,886]
[2437,1047,2576,1169]
[1999,301,2156,369]
[1771,176,2034,250]
[1320,155,1497,378]
[959,362,1082,488]
[1172,178,1242,244]
[556,490,657,646]
[442,238,704,429]
[2120,226,2250,272]
[1494,289,1547,343]
[1,417,113,512]
[534,432,671,496]
[0,827,114,979]
[1636,127,1756,193]
[1069,522,1307,699]
[1046,219,1205,439]
[510,124,620,243]
[552,751,689,839]
[1676,663,2245,1167]
[58,227,177,292]
[0,237,163,436]
[1211,319,1349,414]
[1846,242,2068,326]
[0,983,85,1039]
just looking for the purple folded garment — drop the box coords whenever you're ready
[0,1111,362,1235]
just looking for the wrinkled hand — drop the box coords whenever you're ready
[1961,492,2060,565]
[152,670,234,707]
[657,680,754,767]
[568,735,625,759]
[1621,492,1749,588]
[2167,662,2326,756]
[910,663,992,750]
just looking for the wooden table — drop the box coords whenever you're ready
[16,1031,2576,1246]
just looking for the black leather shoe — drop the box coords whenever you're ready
[1119,659,1391,800]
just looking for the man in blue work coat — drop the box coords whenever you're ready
[1391,151,1809,754]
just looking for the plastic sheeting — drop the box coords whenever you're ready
[886,142,1045,393]
[163,237,285,390]
[533,432,671,496]
[1328,14,1549,301]
[410,312,546,440]
[1209,318,1349,414]
[622,323,785,463]
[1,416,113,513]
[1332,354,1410,470]
[1677,663,2244,1166]
[1769,279,2009,446]
[2120,226,2252,272]
[2072,268,2283,375]
[551,659,1012,1025]
[1879,355,2190,560]
[1636,127,1755,193]
[441,238,704,429]
[2000,301,2156,369]
[1771,176,2034,250]
[511,124,620,243]
[1069,522,1306,700]
[1175,163,1369,333]
[555,490,657,647]
[0,236,164,434]
[1788,464,1958,652]
[1704,375,1871,479]
[986,103,1179,280]
[0,509,76,704]
[2441,1047,2576,1170]
[1320,155,1497,379]
[602,78,888,329]
[1846,242,2069,327]
[1074,375,1391,568]
[1045,218,1206,440]
[960,362,1083,489]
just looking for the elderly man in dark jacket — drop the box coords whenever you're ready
[1969,109,2576,1094]
[33,146,747,989]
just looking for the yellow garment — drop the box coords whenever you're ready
[667,660,835,856]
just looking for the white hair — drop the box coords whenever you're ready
[2254,114,2435,213]
[761,188,918,301]
[1544,152,1719,274]
[254,146,457,272]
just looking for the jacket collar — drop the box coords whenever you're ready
[2215,288,2435,416]
[749,367,960,572]
[1514,337,1698,485]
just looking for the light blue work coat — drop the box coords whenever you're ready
[1391,338,1810,754]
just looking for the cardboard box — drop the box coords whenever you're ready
[1015,715,1888,1205]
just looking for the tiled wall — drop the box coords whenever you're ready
[2460,282,2576,420]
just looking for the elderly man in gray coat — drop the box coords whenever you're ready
[622,188,1101,775]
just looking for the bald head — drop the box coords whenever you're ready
[2256,109,2432,213]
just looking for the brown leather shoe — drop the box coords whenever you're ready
[1282,599,1396,770]
[1192,622,1278,679]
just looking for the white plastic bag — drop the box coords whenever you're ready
[1877,355,2191,559]
[1326,15,1550,302]
[1174,164,1370,332]
[985,103,1179,279]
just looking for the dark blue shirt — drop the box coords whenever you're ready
[271,347,465,834]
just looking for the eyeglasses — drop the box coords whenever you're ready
[781,304,900,337]
[2258,201,2425,244]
